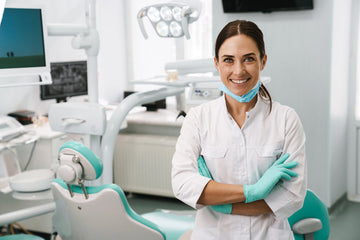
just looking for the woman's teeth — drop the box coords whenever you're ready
[231,78,249,84]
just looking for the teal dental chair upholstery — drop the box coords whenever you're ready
[288,189,330,240]
[51,141,194,240]
[0,234,44,240]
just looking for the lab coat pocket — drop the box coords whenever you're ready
[267,227,294,240]
[255,144,283,175]
[255,144,283,160]
[201,146,227,159]
[200,146,228,180]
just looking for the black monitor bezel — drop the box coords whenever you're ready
[222,0,314,13]
[40,60,88,102]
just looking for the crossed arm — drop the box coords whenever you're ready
[196,155,297,215]
[197,180,272,215]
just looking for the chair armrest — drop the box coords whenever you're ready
[0,202,55,226]
[292,218,322,234]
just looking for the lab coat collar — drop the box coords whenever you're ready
[221,94,268,119]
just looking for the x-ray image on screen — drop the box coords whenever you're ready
[40,61,88,103]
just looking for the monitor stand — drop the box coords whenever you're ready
[56,97,67,103]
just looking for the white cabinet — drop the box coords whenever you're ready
[114,109,182,197]
[114,133,178,197]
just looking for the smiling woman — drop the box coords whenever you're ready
[172,20,307,240]
[214,20,272,114]
[215,34,265,96]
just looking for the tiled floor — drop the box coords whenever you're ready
[128,193,360,239]
[329,199,360,240]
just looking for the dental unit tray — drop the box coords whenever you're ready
[9,169,55,192]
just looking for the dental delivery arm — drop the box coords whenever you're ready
[197,154,298,215]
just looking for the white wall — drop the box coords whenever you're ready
[212,0,351,207]
[97,0,127,104]
[329,0,351,207]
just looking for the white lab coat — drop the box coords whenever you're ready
[172,95,307,240]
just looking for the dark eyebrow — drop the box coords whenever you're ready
[243,53,256,57]
[221,55,234,58]
[221,53,256,58]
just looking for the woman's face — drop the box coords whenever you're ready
[215,34,267,97]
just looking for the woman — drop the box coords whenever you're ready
[172,20,307,239]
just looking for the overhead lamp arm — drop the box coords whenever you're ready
[137,8,148,39]
[181,6,192,39]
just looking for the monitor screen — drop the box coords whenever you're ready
[222,0,313,13]
[40,61,88,102]
[0,8,45,69]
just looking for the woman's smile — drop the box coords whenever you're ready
[230,78,251,84]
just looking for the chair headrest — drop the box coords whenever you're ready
[57,141,103,185]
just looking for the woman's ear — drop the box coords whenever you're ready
[260,54,267,71]
[214,56,219,72]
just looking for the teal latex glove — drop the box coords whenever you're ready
[198,155,232,214]
[243,153,298,203]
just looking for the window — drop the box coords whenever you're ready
[356,23,360,120]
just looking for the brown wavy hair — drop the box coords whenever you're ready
[215,20,272,112]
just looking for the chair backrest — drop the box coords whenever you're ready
[51,141,165,240]
[288,189,330,240]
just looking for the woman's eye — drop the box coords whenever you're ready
[244,57,255,62]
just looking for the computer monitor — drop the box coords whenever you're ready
[124,91,166,111]
[40,61,88,103]
[0,3,52,86]
[222,0,313,13]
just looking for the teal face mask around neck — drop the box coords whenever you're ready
[218,80,261,103]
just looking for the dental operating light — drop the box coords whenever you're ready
[137,2,200,39]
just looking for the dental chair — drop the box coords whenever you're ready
[288,189,330,240]
[2,141,329,240]
[51,141,194,240]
